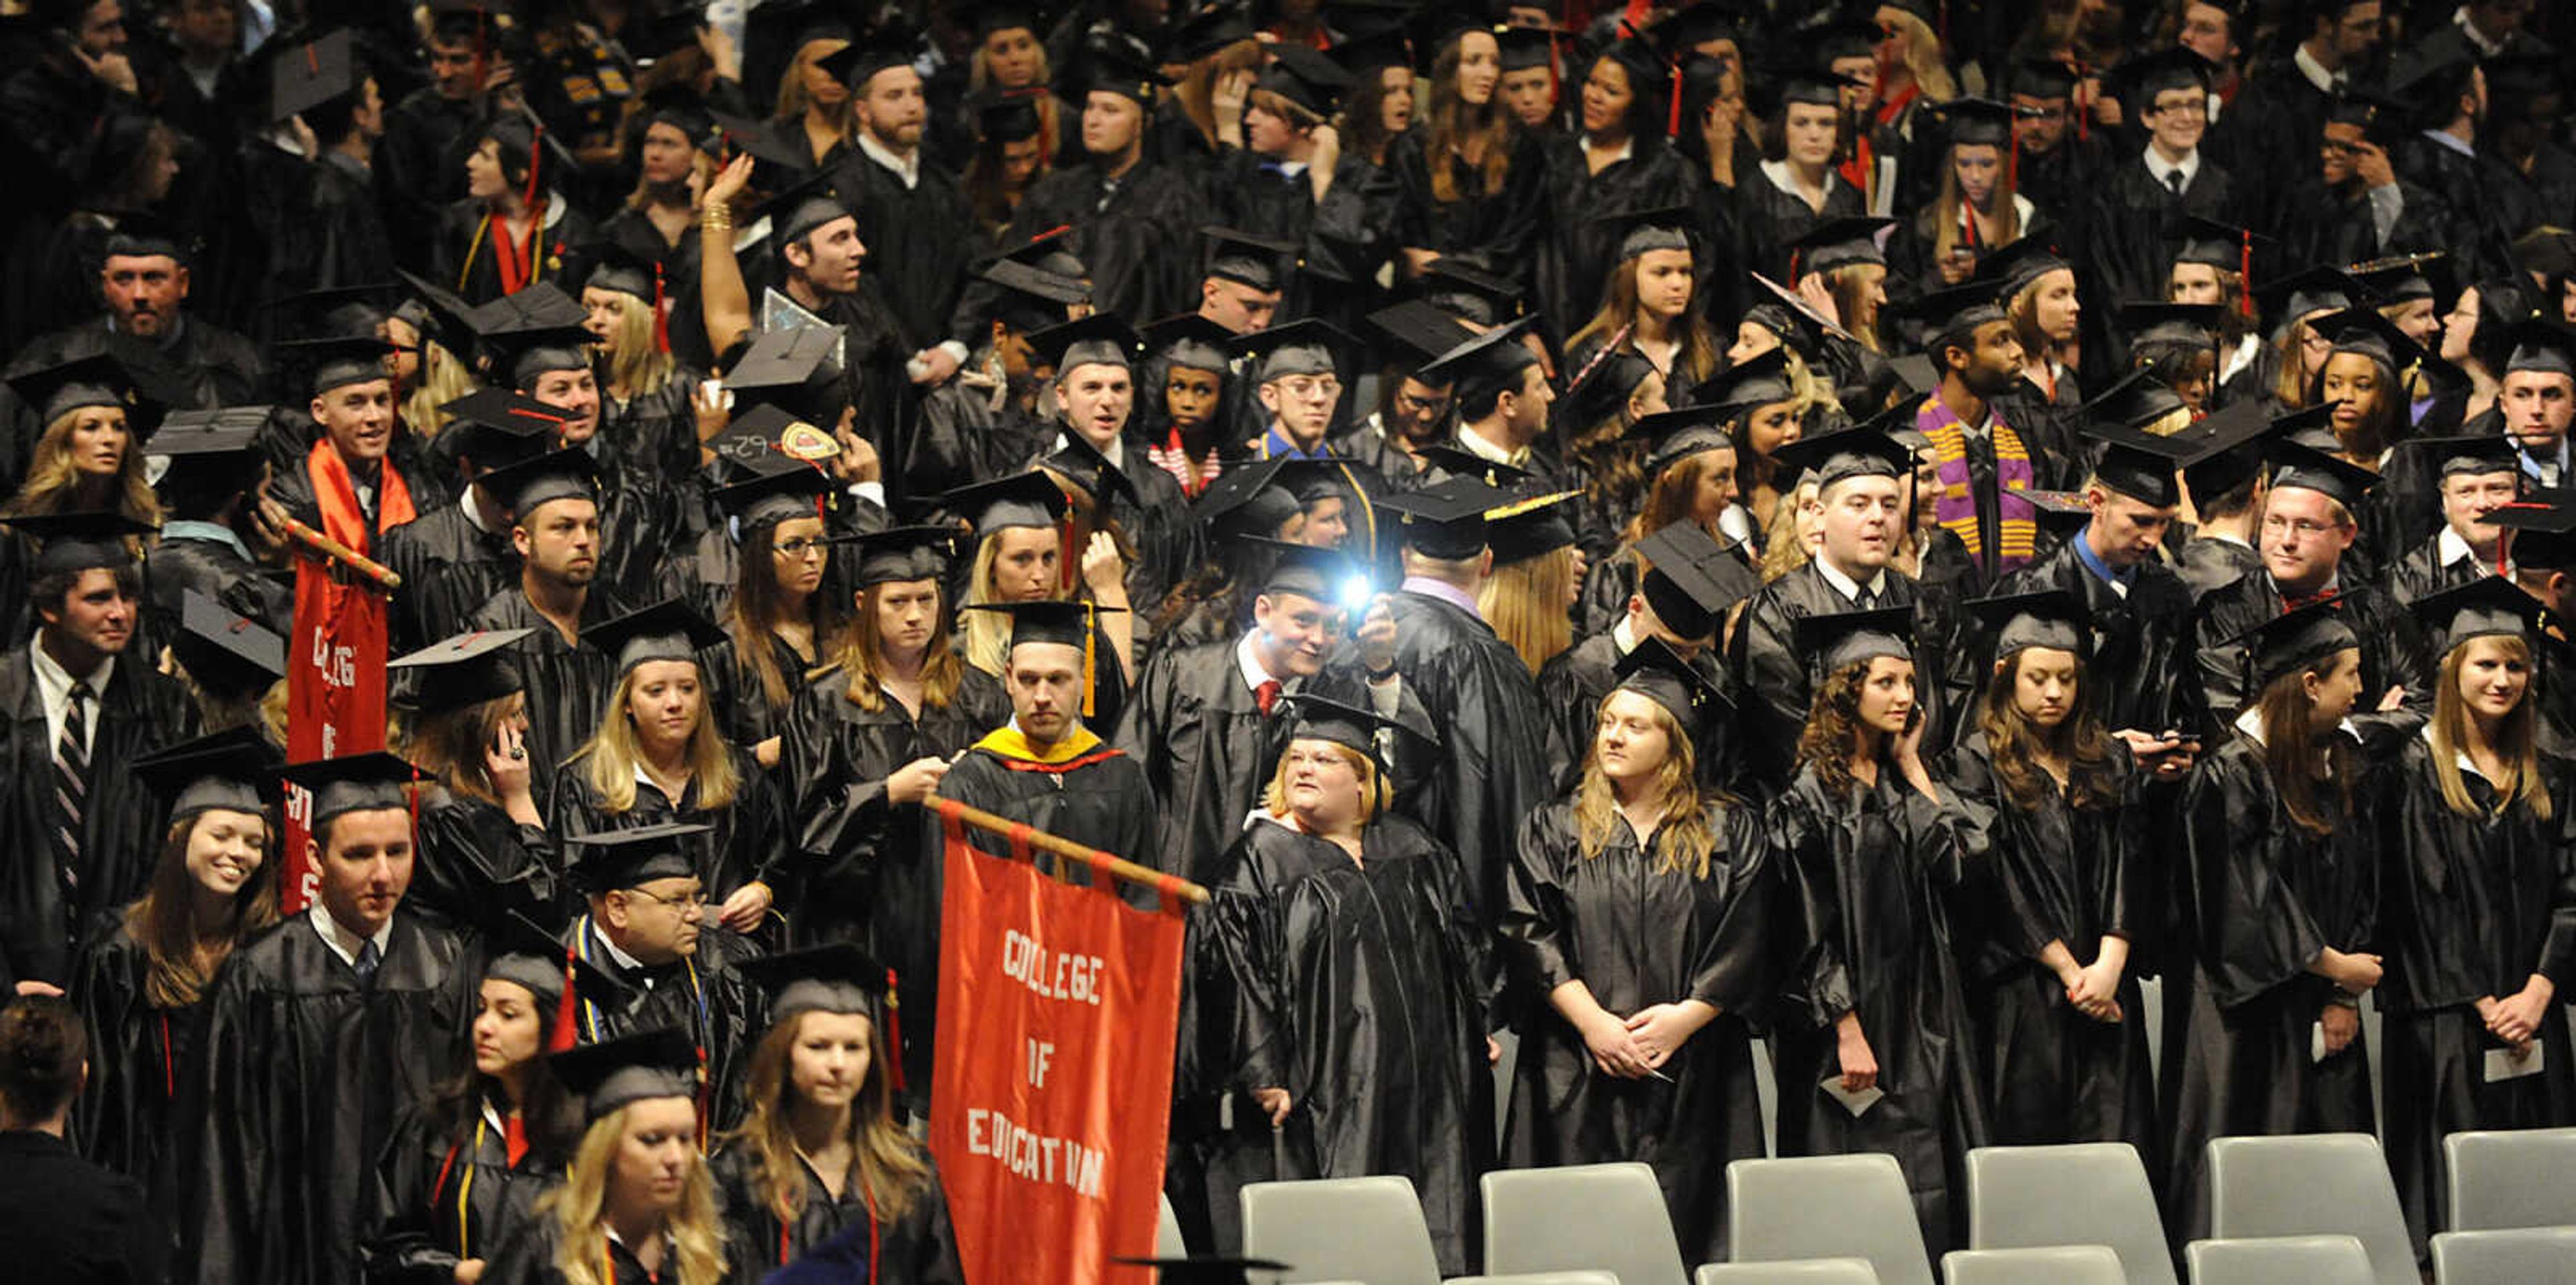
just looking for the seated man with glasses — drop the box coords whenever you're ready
[1236,319,1357,462]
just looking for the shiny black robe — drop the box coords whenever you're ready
[479,1212,695,1285]
[362,1099,559,1283]
[909,380,1053,502]
[708,1146,965,1284]
[1386,130,1548,285]
[832,147,977,355]
[937,733,1159,890]
[1769,764,1994,1255]
[1004,160,1200,323]
[183,911,476,1285]
[1731,164,1866,281]
[2385,533,2491,609]
[1205,148,1401,327]
[562,916,765,1134]
[1992,533,2198,737]
[1499,801,1774,1266]
[2165,733,2379,1245]
[2376,741,2576,1248]
[411,788,563,935]
[0,648,201,990]
[1939,735,2156,1163]
[2073,158,2238,327]
[1532,137,1699,340]
[148,529,289,636]
[1199,815,1488,1272]
[1730,561,1941,792]
[69,926,195,1240]
[549,744,792,923]
[2173,535,2261,607]
[780,664,1006,1107]
[2187,572,2430,752]
[466,584,632,780]
[380,497,517,652]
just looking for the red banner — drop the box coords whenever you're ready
[280,552,390,914]
[928,809,1187,1285]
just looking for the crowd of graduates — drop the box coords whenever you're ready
[1,0,2575,1282]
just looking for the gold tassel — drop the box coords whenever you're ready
[1081,601,1097,720]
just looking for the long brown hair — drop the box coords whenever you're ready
[1976,648,2119,811]
[835,579,968,713]
[1573,692,1721,877]
[2428,636,2553,821]
[1425,39,1514,203]
[720,1011,934,1227]
[541,1104,728,1285]
[2253,651,2359,836]
[1567,260,1723,389]
[1795,659,1896,796]
[1931,152,2023,265]
[1337,65,1409,164]
[1478,546,1577,675]
[121,811,280,1009]
[398,691,525,807]
[8,406,163,527]
[1619,446,1730,546]
[727,515,845,717]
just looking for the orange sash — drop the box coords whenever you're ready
[306,436,417,552]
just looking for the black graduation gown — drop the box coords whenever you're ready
[704,628,818,754]
[1205,148,1401,326]
[2074,157,2238,329]
[0,1129,168,1285]
[149,527,289,636]
[466,583,632,780]
[1199,814,1488,1273]
[549,744,792,922]
[431,197,598,306]
[1731,162,1866,281]
[1111,638,1304,886]
[1986,372,2086,492]
[1499,801,1774,1266]
[2164,732,2379,1245]
[780,664,1007,1108]
[0,648,201,990]
[1004,159,1201,323]
[412,787,564,935]
[1385,129,1549,285]
[183,911,476,1285]
[563,916,765,1134]
[68,926,195,1236]
[1938,735,2157,1164]
[831,147,976,355]
[937,731,1160,889]
[381,498,518,652]
[2385,533,2492,609]
[13,314,266,419]
[362,1098,559,1283]
[2376,740,2576,1248]
[2174,535,2261,607]
[1769,764,1993,1255]
[708,1146,966,1284]
[908,380,1054,502]
[479,1214,689,1285]
[2187,572,2430,752]
[376,89,480,267]
[1730,560,1943,792]
[1992,533,2198,736]
[1532,137,1699,340]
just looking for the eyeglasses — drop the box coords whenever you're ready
[625,886,709,910]
[2261,514,2341,539]
[1396,391,1452,415]
[1278,376,1342,400]
[2151,97,2208,118]
[773,537,830,559]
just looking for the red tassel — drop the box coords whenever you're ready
[2239,232,2256,321]
[1057,517,1076,596]
[549,945,580,1053]
[1789,248,1804,287]
[305,40,318,74]
[523,123,544,212]
[651,263,670,354]
[882,967,906,1095]
[1546,30,1560,111]
[1667,63,1682,138]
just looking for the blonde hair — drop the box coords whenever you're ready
[718,1011,934,1229]
[1260,739,1389,821]
[959,536,1020,677]
[595,290,677,400]
[1758,480,1821,582]
[1479,546,1578,676]
[1879,9,1959,101]
[573,664,740,811]
[543,1104,728,1285]
[1572,693,1720,876]
[1931,150,2021,265]
[405,337,478,441]
[2428,636,2552,821]
[837,579,967,713]
[775,36,852,123]
[9,406,163,527]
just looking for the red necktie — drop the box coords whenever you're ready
[2283,588,2342,613]
[1256,680,1283,717]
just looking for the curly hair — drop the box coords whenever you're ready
[1796,657,1913,796]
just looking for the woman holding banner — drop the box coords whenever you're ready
[1200,695,1488,1274]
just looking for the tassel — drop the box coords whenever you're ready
[1545,29,1559,113]
[2072,61,2090,142]
[1056,516,1076,596]
[549,943,580,1053]
[1668,62,1682,139]
[305,39,318,74]
[882,967,905,1095]
[2239,231,2256,321]
[651,263,670,354]
[1081,600,1097,719]
[1788,248,1804,287]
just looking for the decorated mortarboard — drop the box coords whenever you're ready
[1768,425,1914,489]
[280,751,423,827]
[2504,317,2576,378]
[1110,1256,1294,1285]
[268,28,362,122]
[1792,605,1917,678]
[724,325,846,417]
[2015,488,2096,533]
[1248,538,1362,600]
[2078,421,2196,510]
[2408,576,2549,656]
[2224,599,2358,692]
[1421,254,1525,325]
[1201,226,1298,294]
[566,821,712,894]
[547,1027,702,1121]
[439,388,576,462]
[1968,588,2090,660]
[1595,203,1695,264]
[584,600,729,677]
[1485,489,1582,566]
[0,511,154,576]
[1782,215,1896,281]
[481,448,600,519]
[1041,431,1140,509]
[1258,42,1354,118]
[1556,347,1660,432]
[1029,314,1144,373]
[2109,46,2215,107]
[132,726,282,822]
[2176,400,2286,501]
[1143,313,1237,372]
[2479,493,2576,572]
[388,627,531,713]
[847,525,956,588]
[1612,635,1730,736]
[2350,253,2445,305]
[1415,317,1542,407]
[1233,318,1354,383]
[1633,521,1757,641]
[816,23,923,87]
[2402,433,2523,478]
[957,599,1124,652]
[943,470,1068,533]
[5,352,155,431]
[2262,433,2379,511]
[1365,301,1479,367]
[1372,474,1514,560]
[278,334,400,398]
[706,403,842,478]
[172,590,286,699]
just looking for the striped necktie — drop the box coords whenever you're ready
[54,684,91,900]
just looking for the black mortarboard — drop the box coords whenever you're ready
[1,511,154,576]
[1143,313,1236,372]
[148,407,266,493]
[280,752,422,827]
[1621,403,1738,478]
[268,28,362,122]
[1083,41,1173,105]
[1756,59,1870,114]
[739,943,895,1027]
[1279,692,1409,759]
[2171,214,2269,272]
[1769,426,1913,490]
[1597,203,1695,264]
[1931,96,2034,148]
[704,403,842,482]
[850,525,957,587]
[567,821,712,894]
[1633,521,1756,641]
[640,82,720,154]
[2312,305,2422,372]
[1161,3,1257,62]
[1420,255,1525,325]
[547,1027,701,1121]
[1234,318,1354,382]
[2005,56,2080,100]
[1365,301,1479,368]
[2078,418,2195,509]
[995,225,1089,282]
[959,0,1041,39]
[1193,456,1305,538]
[463,284,594,389]
[482,448,601,519]
[2403,433,2523,479]
[957,599,1122,652]
[1742,271,1853,359]
[1030,315,1144,373]
[1250,539,1362,600]
[388,627,530,714]
[585,600,728,678]
[1556,347,1659,431]
[1485,490,1581,566]
[1373,474,1513,560]
[1258,42,1354,118]
[816,23,922,87]
[1202,226,1298,294]
[2083,367,2190,433]
[99,212,193,266]
[2110,46,2215,108]
[1612,635,1729,737]
[725,325,846,418]
[1698,349,1800,421]
[393,268,481,359]
[1496,25,1557,74]
[2226,599,2358,691]
[1042,432,1140,509]
[1414,444,1532,489]
[5,352,155,431]
[2504,317,2576,378]
[2325,89,2412,150]
[1976,238,2075,302]
[269,280,398,339]
[2481,495,2576,571]
[1970,588,2090,661]
[172,590,286,700]
[945,471,1068,533]
[708,109,817,183]
[971,85,1048,144]
[1110,1257,1293,1285]
[2265,265,2372,322]
[2350,253,2445,306]
[1784,216,1895,278]
[2409,576,2548,656]
[2263,434,2379,512]
[1892,280,2010,347]
[712,460,835,531]
[981,258,1091,333]
[2167,401,2272,501]
[133,727,280,823]
[752,166,857,248]
[480,909,619,1015]
[279,334,400,398]
[583,242,662,303]
[1416,317,1542,408]
[440,388,576,462]
[1793,606,1916,677]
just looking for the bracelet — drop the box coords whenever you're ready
[702,202,732,233]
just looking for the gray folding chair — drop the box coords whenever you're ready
[2444,1127,2576,1231]
[1240,1175,1443,1285]
[1727,1153,1935,1285]
[1697,1262,1882,1284]
[2183,1235,2373,1285]
[1445,1275,1623,1284]
[2429,1227,2576,1285]
[2203,1135,2415,1285]
[1482,1162,1689,1285]
[1964,1143,2176,1285]
[1940,1245,2123,1284]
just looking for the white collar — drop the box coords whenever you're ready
[308,905,395,970]
[462,492,497,535]
[1759,158,1836,198]
[2422,721,2498,782]
[2232,705,2268,746]
[1812,556,1887,603]
[857,130,920,189]
[1581,134,1636,164]
[2437,524,2483,568]
[2143,146,2201,190]
[590,918,647,972]
[1235,631,1285,693]
[1612,617,1640,655]
[2219,333,2261,385]
[2294,44,2343,95]
[30,642,110,707]
[1458,423,1525,465]
[1051,430,1124,472]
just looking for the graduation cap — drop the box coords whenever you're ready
[1416,317,1542,409]
[957,0,1044,40]
[2324,89,2412,150]
[482,448,600,519]
[2015,487,2096,536]
[2402,433,2522,480]
[739,943,898,1027]
[2503,317,2576,378]
[994,225,1089,282]
[268,28,362,121]
[97,211,193,266]
[725,325,847,421]
[708,109,816,183]
[2312,305,2423,372]
[1633,521,1757,641]
[1891,280,2010,348]
[1162,2,1257,62]
[1,511,154,576]
[1701,349,1801,421]
[945,470,1069,534]
[2169,213,2267,272]
[1976,238,2075,303]
[1485,490,1582,566]
[1612,634,1730,738]
[712,462,835,532]
[851,525,959,587]
[439,388,576,462]
[2176,400,2279,501]
[388,627,531,714]
[639,82,721,154]
[1258,42,1354,119]
[476,103,584,197]
[280,752,423,828]
[1597,203,1694,265]
[1234,318,1354,383]
[1326,22,1413,78]
[133,726,282,823]
[1279,691,1413,762]
[2263,433,2379,512]
[465,284,594,388]
[1414,444,1532,489]
[751,166,857,249]
[583,242,663,304]
[1248,538,1362,601]
[2264,265,2373,323]
[170,589,285,700]
[2225,599,2358,692]
[547,1027,702,1121]
[1041,431,1141,510]
[1029,315,1144,373]
[1769,425,1913,490]
[816,23,923,87]
[2409,576,2549,657]
[2119,301,2221,353]
[1201,226,1297,295]
[1194,456,1306,538]
[2480,494,2576,572]
[2078,421,2196,509]
[1783,216,1894,282]
[1968,588,2089,661]
[1930,96,2036,149]
[1083,40,1174,104]
[2350,253,2445,306]
[969,85,1049,145]
[1556,348,1660,432]
[1365,301,1479,368]
[480,909,625,1037]
[1622,402,1741,478]
[1743,272,1852,357]
[1793,605,1916,678]
[981,258,1091,333]
[1373,474,1515,560]
[268,280,400,340]
[584,600,729,678]
[1495,25,1557,74]
[2004,56,2080,101]
[2084,365,2189,431]
[1110,1257,1293,1285]
[2110,46,2215,109]
[566,821,714,894]
[956,600,1123,713]
[4,352,154,431]
[1144,313,1237,373]
[1752,59,1870,115]
[276,334,399,399]
[1420,254,1525,326]
[1406,9,1497,70]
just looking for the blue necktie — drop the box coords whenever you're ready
[355,938,381,985]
